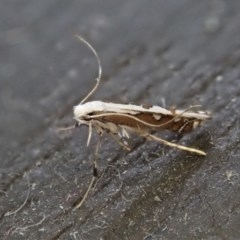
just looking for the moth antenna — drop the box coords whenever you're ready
[75,35,102,104]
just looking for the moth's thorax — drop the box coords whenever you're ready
[74,101,105,119]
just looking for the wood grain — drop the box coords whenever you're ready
[1,0,240,239]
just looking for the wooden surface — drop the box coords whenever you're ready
[1,0,240,239]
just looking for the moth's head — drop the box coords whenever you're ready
[73,101,104,120]
[74,104,90,120]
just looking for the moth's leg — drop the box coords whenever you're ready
[75,138,101,209]
[56,122,79,132]
[86,121,93,147]
[141,132,206,156]
[110,132,131,151]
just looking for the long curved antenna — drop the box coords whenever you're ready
[75,35,102,104]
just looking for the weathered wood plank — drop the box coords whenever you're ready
[1,0,240,239]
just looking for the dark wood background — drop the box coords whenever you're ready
[1,1,240,239]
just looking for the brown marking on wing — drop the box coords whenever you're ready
[93,112,203,133]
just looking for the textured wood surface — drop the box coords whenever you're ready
[1,1,240,239]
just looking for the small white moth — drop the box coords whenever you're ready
[67,36,211,208]
[74,100,210,152]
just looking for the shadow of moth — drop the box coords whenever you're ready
[63,36,211,209]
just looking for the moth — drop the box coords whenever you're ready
[64,36,210,208]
